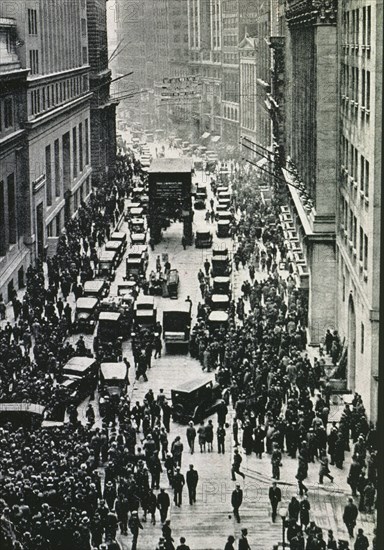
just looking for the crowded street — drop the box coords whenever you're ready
[0,135,376,550]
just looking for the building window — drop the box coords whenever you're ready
[353,215,357,249]
[82,46,88,64]
[79,123,83,171]
[56,212,61,236]
[28,9,38,35]
[46,145,52,206]
[366,71,370,110]
[359,226,364,261]
[367,6,371,46]
[29,49,39,74]
[81,18,87,36]
[364,159,369,197]
[54,139,61,196]
[85,118,89,165]
[4,98,13,128]
[47,220,54,237]
[361,323,365,353]
[7,173,16,244]
[364,234,368,270]
[72,127,78,178]
[342,274,345,302]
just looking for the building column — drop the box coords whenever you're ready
[308,239,337,345]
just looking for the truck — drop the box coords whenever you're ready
[163,300,192,351]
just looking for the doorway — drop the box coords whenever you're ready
[36,202,44,259]
[348,294,356,391]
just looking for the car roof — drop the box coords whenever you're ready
[100,362,127,379]
[208,311,229,321]
[162,301,191,313]
[211,294,230,302]
[99,251,117,261]
[212,255,229,261]
[214,276,230,283]
[111,232,126,240]
[99,312,121,322]
[76,297,98,309]
[64,357,97,370]
[84,280,105,291]
[105,240,121,249]
[172,377,213,394]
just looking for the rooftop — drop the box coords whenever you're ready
[148,157,193,174]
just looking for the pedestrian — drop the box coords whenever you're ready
[354,528,369,550]
[182,235,187,250]
[157,488,170,523]
[173,467,185,507]
[128,511,143,550]
[238,528,251,550]
[299,495,310,528]
[319,451,334,484]
[176,537,191,550]
[115,494,129,535]
[171,436,183,467]
[198,421,206,452]
[204,258,210,276]
[343,497,358,538]
[271,442,282,480]
[217,424,226,454]
[269,481,281,522]
[225,535,236,550]
[231,449,245,481]
[205,419,214,452]
[186,464,199,505]
[231,484,243,523]
[186,421,196,454]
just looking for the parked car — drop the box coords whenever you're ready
[61,357,99,404]
[99,362,129,399]
[167,269,179,299]
[73,297,99,333]
[83,279,109,300]
[195,230,213,248]
[171,378,223,424]
[163,301,192,350]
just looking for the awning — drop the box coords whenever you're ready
[201,132,210,139]
[211,135,221,143]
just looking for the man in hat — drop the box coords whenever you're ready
[156,488,170,523]
[173,467,185,507]
[186,421,196,454]
[176,536,191,550]
[269,481,281,522]
[231,449,245,481]
[238,528,251,550]
[231,484,243,523]
[186,464,199,505]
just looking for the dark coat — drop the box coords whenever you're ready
[231,488,243,509]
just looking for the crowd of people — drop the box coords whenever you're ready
[0,146,378,550]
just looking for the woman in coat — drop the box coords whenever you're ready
[299,495,310,528]
[242,421,254,455]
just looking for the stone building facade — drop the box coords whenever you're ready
[335,0,382,420]
[0,18,30,301]
[1,0,92,263]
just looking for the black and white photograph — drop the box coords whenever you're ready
[0,0,381,549]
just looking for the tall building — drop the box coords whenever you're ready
[86,0,118,184]
[1,0,93,261]
[336,0,382,420]
[221,0,240,145]
[239,33,257,149]
[0,18,30,301]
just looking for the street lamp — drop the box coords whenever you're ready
[279,507,287,549]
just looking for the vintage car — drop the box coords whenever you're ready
[162,301,192,350]
[61,357,99,403]
[167,268,179,299]
[134,295,157,327]
[99,295,133,335]
[129,206,144,218]
[94,312,123,360]
[125,201,141,220]
[210,294,230,311]
[217,189,231,202]
[208,310,229,330]
[125,249,147,280]
[196,182,207,198]
[171,377,223,424]
[118,281,138,302]
[194,193,206,210]
[110,231,127,252]
[194,158,204,171]
[213,276,232,297]
[105,240,124,263]
[99,362,129,399]
[129,217,146,234]
[74,297,99,333]
[217,220,230,238]
[217,210,233,223]
[96,250,119,281]
[216,203,229,215]
[195,230,213,248]
[83,279,109,300]
[211,255,232,277]
[130,232,147,246]
[212,245,228,257]
[218,197,231,209]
